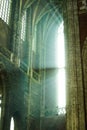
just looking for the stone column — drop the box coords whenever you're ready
[63,0,86,130]
[12,0,22,58]
[40,20,46,130]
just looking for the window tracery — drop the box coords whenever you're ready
[0,0,12,24]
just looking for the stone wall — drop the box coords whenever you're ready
[0,54,29,130]
[41,116,66,130]
[78,0,87,126]
[0,19,10,49]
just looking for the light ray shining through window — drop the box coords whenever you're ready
[57,69,66,108]
[56,22,66,113]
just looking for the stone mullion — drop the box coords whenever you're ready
[64,0,86,130]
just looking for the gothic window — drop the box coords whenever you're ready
[0,0,12,24]
[20,11,27,64]
[32,24,41,82]
[56,22,66,114]
[21,11,27,41]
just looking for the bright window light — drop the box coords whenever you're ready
[21,11,27,41]
[0,0,12,24]
[56,22,66,113]
[10,117,14,130]
[57,22,65,68]
[0,94,2,119]
[57,69,66,108]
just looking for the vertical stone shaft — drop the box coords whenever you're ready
[64,0,86,130]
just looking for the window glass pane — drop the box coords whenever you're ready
[56,22,65,68]
[56,22,66,114]
[0,0,11,24]
[21,11,27,41]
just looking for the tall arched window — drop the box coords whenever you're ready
[21,11,27,41]
[0,0,12,24]
[56,22,66,114]
[20,11,27,64]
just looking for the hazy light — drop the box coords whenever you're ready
[56,22,66,109]
[57,69,66,108]
[10,117,14,130]
[57,22,65,68]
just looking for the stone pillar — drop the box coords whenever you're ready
[82,37,87,127]
[12,0,22,58]
[40,21,46,130]
[63,0,86,130]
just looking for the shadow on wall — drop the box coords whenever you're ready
[29,119,35,130]
[42,116,66,130]
[0,18,10,49]
[28,118,40,130]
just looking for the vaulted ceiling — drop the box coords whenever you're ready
[22,0,63,30]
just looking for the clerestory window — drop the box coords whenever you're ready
[0,0,12,24]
